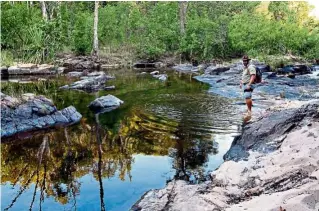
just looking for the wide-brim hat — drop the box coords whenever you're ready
[242,55,251,61]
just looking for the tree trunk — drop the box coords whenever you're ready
[92,1,99,58]
[179,1,188,36]
[41,1,48,21]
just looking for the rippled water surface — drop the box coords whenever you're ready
[1,69,242,211]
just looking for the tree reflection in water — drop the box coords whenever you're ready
[1,108,218,209]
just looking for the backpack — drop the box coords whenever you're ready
[248,65,262,83]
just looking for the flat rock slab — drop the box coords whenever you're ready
[88,94,123,113]
[5,64,55,75]
[1,93,82,138]
[224,101,319,161]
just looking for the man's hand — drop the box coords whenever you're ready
[240,80,243,89]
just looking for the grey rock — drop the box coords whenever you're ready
[153,74,168,81]
[103,85,115,90]
[8,66,21,74]
[88,94,123,113]
[67,71,83,77]
[60,71,115,92]
[224,102,319,161]
[61,57,100,71]
[57,67,66,74]
[1,94,82,138]
[61,106,82,122]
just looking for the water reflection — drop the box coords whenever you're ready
[1,69,241,210]
[1,107,230,210]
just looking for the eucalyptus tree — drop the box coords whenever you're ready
[92,1,99,58]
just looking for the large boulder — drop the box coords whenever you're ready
[1,93,82,138]
[88,94,123,113]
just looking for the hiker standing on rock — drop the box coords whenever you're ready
[240,55,257,116]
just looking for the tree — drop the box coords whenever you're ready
[179,1,188,36]
[40,1,48,21]
[92,1,99,57]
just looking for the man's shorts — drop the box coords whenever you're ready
[243,84,255,99]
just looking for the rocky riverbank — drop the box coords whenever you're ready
[132,60,319,211]
[132,101,319,211]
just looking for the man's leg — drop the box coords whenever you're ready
[244,90,253,114]
[245,98,252,113]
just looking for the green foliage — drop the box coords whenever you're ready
[1,2,64,63]
[134,2,180,59]
[1,1,318,63]
[1,50,14,66]
[72,12,93,55]
[228,11,319,59]
[181,16,218,60]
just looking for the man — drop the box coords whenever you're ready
[240,55,256,116]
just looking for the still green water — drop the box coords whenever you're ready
[1,69,242,211]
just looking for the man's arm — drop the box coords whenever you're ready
[247,74,256,89]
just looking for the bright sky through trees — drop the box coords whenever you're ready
[308,0,319,18]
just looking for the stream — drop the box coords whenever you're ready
[1,69,243,211]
